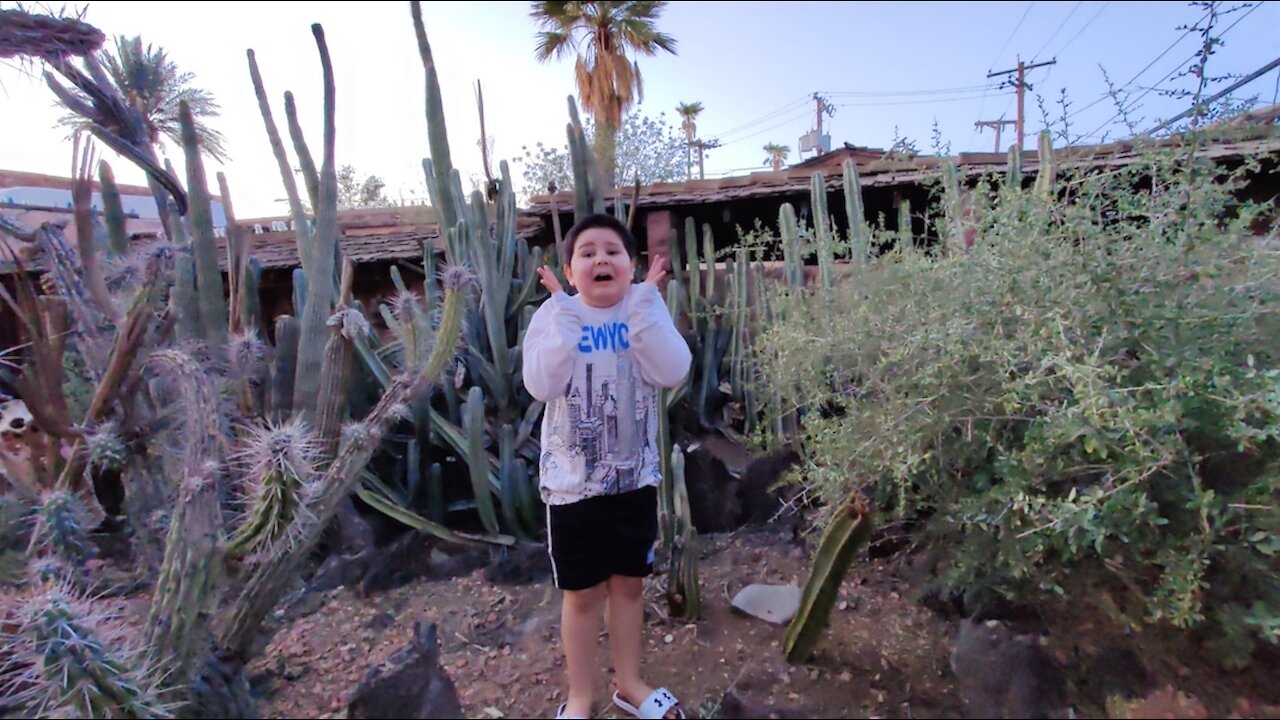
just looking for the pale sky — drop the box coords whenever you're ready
[1,1,1277,219]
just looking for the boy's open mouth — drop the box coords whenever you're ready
[593,271,614,282]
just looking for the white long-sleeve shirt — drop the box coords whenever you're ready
[522,283,692,505]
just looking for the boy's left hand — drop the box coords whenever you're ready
[643,255,669,287]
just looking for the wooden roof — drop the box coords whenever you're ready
[524,121,1280,215]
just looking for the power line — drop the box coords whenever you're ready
[1050,1,1112,59]
[823,83,1002,98]
[990,2,1037,72]
[704,94,810,141]
[1078,1,1266,141]
[716,108,814,147]
[1063,4,1210,122]
[1032,0,1083,62]
[834,92,1013,108]
[978,1,1037,126]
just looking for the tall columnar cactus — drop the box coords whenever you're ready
[178,100,229,350]
[898,197,914,254]
[1034,130,1057,199]
[941,159,966,254]
[405,0,549,538]
[779,203,804,289]
[98,160,130,258]
[843,160,870,265]
[811,172,835,291]
[143,350,224,691]
[1007,142,1023,187]
[783,493,873,664]
[660,444,701,621]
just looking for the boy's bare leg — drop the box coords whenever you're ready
[562,583,606,717]
[607,575,680,719]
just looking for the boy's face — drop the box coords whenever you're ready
[564,227,636,308]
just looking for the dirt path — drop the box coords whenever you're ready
[247,526,961,719]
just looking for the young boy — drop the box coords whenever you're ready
[523,213,692,720]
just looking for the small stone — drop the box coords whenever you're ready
[664,634,675,644]
[839,671,853,682]
[838,600,848,611]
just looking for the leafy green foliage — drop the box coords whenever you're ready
[754,143,1280,662]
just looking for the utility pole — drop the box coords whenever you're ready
[974,118,1016,152]
[988,56,1056,150]
[814,93,833,140]
[691,138,721,180]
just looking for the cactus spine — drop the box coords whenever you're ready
[5,585,169,719]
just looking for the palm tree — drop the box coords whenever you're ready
[764,143,790,172]
[54,35,229,163]
[531,1,677,185]
[676,100,703,180]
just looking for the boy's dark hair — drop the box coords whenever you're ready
[564,213,638,260]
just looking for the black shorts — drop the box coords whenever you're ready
[546,485,659,591]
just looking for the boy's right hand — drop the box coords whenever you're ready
[537,265,564,295]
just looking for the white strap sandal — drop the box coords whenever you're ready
[554,702,589,719]
[612,687,685,719]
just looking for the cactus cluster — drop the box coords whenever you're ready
[1,582,173,719]
[2,8,478,717]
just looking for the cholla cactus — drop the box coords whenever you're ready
[27,490,95,568]
[0,581,173,719]
[225,418,320,560]
[84,421,128,473]
[227,330,268,381]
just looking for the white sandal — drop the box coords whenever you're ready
[612,688,685,719]
[555,702,590,719]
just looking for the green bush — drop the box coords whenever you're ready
[755,142,1280,665]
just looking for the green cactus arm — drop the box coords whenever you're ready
[178,100,228,348]
[247,48,316,280]
[779,203,803,288]
[291,23,340,424]
[410,1,458,235]
[702,223,717,302]
[97,161,130,257]
[783,494,873,664]
[812,172,834,290]
[843,160,870,264]
[684,218,701,310]
[284,91,321,214]
[143,350,224,688]
[173,251,202,342]
[270,315,300,421]
[1034,130,1056,199]
[463,386,501,535]
[1007,143,1023,186]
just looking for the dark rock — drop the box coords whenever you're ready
[347,621,463,720]
[682,442,799,534]
[683,443,741,533]
[483,543,552,586]
[360,530,437,596]
[307,548,372,593]
[1081,646,1154,707]
[425,547,489,581]
[950,617,1066,719]
[736,448,800,525]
